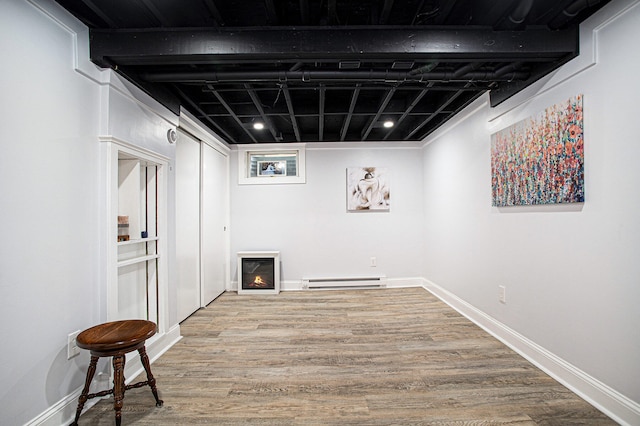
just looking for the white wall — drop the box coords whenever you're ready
[421,0,640,421]
[0,1,182,424]
[0,1,101,424]
[230,143,425,287]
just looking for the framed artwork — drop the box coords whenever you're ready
[257,160,287,176]
[491,95,584,206]
[347,167,390,212]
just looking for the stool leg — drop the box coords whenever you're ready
[112,354,126,426]
[138,346,163,407]
[70,355,98,426]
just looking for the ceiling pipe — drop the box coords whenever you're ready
[141,70,529,83]
[495,0,534,30]
[548,0,602,29]
[452,62,483,79]
[493,62,525,77]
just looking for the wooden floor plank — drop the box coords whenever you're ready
[76,288,615,425]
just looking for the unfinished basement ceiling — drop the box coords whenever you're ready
[55,0,609,144]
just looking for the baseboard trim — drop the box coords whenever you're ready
[29,324,182,426]
[421,278,640,426]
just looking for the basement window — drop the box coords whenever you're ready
[238,143,306,185]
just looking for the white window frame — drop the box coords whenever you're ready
[237,143,306,185]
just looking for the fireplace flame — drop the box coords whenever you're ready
[253,275,266,287]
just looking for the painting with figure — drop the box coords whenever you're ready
[347,167,390,212]
[491,95,584,206]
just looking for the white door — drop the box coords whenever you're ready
[176,131,201,322]
[201,143,227,305]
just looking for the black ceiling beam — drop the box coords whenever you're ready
[319,85,325,141]
[383,83,433,140]
[327,0,337,25]
[282,85,301,142]
[139,0,169,26]
[361,87,396,140]
[201,0,225,27]
[299,0,309,24]
[173,86,236,142]
[89,26,578,67]
[404,83,471,140]
[245,84,279,140]
[489,54,575,106]
[379,0,394,24]
[200,84,482,93]
[207,85,258,143]
[340,84,361,141]
[79,0,118,27]
[264,0,279,25]
[142,70,529,84]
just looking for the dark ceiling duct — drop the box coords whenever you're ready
[495,0,534,30]
[548,0,603,29]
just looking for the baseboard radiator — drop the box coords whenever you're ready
[302,276,387,290]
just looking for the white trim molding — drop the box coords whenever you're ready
[421,278,640,426]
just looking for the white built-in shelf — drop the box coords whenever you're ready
[117,237,159,246]
[117,254,160,268]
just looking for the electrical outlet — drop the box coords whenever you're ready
[370,257,377,267]
[498,285,506,304]
[67,330,81,360]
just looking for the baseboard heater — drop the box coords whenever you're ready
[302,276,387,290]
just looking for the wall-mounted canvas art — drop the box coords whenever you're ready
[491,95,584,206]
[347,167,390,212]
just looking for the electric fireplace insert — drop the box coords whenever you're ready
[237,251,280,294]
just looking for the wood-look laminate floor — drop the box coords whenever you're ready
[77,288,615,425]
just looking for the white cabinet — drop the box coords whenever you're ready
[103,138,169,332]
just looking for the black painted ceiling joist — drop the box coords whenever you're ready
[89,27,578,68]
[55,0,608,144]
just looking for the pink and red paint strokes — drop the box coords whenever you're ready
[491,95,584,206]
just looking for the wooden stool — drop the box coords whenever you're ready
[70,320,163,425]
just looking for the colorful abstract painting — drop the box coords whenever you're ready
[491,95,584,206]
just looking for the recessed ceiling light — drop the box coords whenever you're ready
[383,120,394,128]
[253,122,265,130]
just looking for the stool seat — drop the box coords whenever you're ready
[71,319,163,426]
[76,320,157,355]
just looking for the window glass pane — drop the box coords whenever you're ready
[248,152,297,177]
